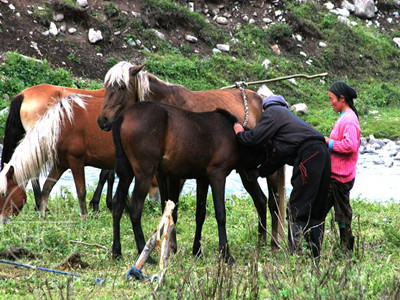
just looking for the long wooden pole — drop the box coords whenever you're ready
[220,72,329,89]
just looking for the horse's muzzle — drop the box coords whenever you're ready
[97,117,112,131]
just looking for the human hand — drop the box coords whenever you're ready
[324,136,330,145]
[233,123,244,134]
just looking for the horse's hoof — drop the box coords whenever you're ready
[112,252,122,260]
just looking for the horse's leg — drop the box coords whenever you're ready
[112,172,133,258]
[193,178,209,257]
[105,170,115,211]
[89,169,109,212]
[166,177,182,254]
[31,178,42,211]
[127,175,153,255]
[40,166,66,218]
[69,160,88,218]
[238,169,267,244]
[266,167,286,250]
[209,175,234,263]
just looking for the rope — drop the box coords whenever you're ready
[235,81,249,127]
[0,259,103,284]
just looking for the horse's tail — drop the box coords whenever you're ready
[112,114,134,180]
[112,114,134,210]
[0,95,86,192]
[1,95,25,169]
[215,108,238,124]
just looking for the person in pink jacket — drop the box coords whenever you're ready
[325,81,361,251]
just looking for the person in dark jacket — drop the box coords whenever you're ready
[233,95,332,258]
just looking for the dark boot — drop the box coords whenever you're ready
[306,224,324,258]
[288,222,307,254]
[339,223,354,251]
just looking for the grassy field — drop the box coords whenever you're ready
[1,188,399,299]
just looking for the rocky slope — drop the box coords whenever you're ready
[0,0,399,81]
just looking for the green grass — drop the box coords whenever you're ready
[0,189,399,299]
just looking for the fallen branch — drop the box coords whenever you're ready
[69,240,108,251]
[220,72,329,89]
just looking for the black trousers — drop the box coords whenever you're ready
[288,140,332,225]
[328,178,355,225]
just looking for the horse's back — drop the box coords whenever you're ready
[162,86,263,128]
[119,102,239,178]
[19,84,105,131]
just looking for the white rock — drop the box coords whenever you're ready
[249,19,256,24]
[341,0,355,12]
[188,2,194,12]
[88,28,103,43]
[53,13,64,22]
[354,0,375,19]
[257,84,274,99]
[9,3,15,10]
[212,48,222,54]
[185,34,198,43]
[275,10,282,17]
[42,30,50,36]
[319,41,327,47]
[49,22,58,36]
[68,27,77,34]
[288,78,297,85]
[330,8,350,17]
[294,34,302,42]
[37,6,44,11]
[393,37,400,48]
[324,2,335,10]
[291,103,309,115]
[153,29,165,40]
[132,11,141,18]
[263,17,272,24]
[242,15,249,22]
[299,51,307,57]
[77,0,88,7]
[216,44,230,52]
[59,22,67,32]
[261,59,271,69]
[216,16,228,25]
[338,16,351,26]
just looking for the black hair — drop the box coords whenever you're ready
[329,81,359,118]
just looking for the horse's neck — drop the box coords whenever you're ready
[145,76,189,107]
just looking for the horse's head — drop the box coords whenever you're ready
[98,62,146,131]
[0,165,27,223]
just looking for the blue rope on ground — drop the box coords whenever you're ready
[0,259,103,284]
[126,265,159,282]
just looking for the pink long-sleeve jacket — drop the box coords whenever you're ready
[328,109,361,183]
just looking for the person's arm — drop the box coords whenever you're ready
[235,110,278,146]
[328,122,359,154]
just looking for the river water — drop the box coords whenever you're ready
[40,150,400,204]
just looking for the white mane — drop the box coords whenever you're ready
[0,95,87,193]
[103,61,152,101]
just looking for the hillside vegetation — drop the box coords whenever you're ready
[0,0,400,139]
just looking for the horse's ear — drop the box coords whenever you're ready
[130,65,145,77]
[6,165,14,179]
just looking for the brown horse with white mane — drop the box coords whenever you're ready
[0,84,114,211]
[97,61,286,249]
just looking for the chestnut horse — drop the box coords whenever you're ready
[97,62,286,248]
[0,84,114,211]
[112,101,267,261]
[0,166,26,223]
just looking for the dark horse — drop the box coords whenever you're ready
[112,101,267,261]
[0,84,114,211]
[97,62,286,249]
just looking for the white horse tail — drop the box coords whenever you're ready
[0,94,87,193]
